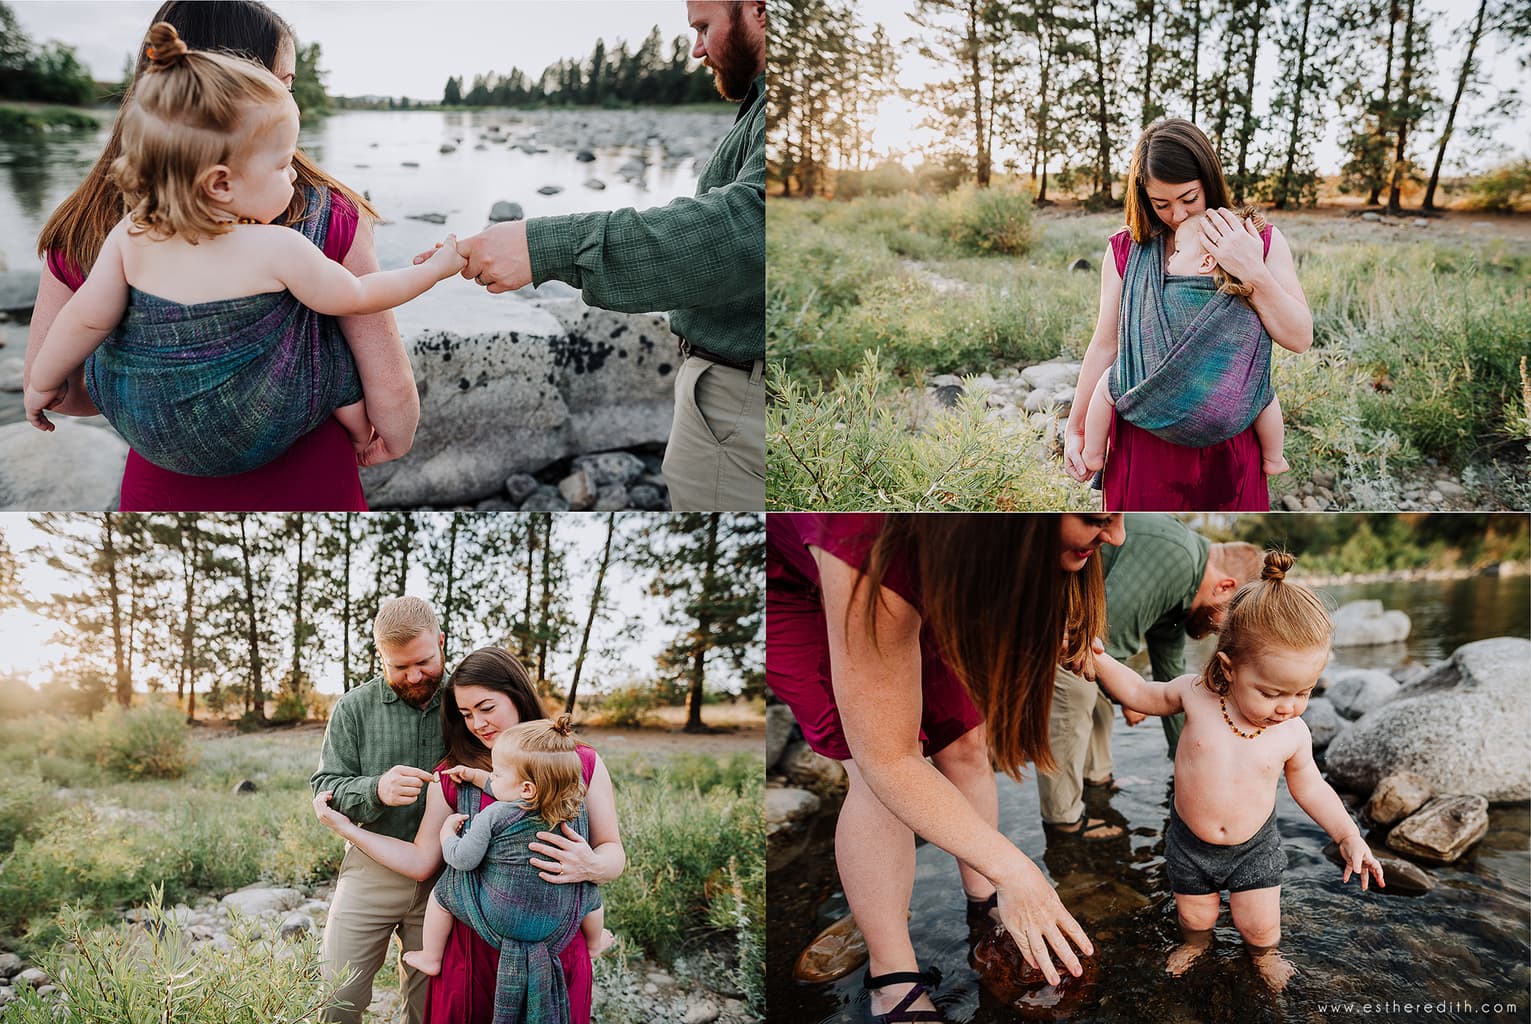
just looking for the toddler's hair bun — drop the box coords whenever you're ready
[551,713,574,737]
[1261,550,1296,582]
[145,22,189,69]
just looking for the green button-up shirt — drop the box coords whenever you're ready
[310,675,445,842]
[525,74,766,364]
[1098,513,1210,682]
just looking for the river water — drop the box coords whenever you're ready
[768,572,1531,1024]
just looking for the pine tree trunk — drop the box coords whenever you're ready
[536,517,552,688]
[968,0,990,186]
[1090,0,1113,198]
[685,514,720,733]
[443,516,459,653]
[1142,0,1156,127]
[565,514,616,714]
[1423,0,1486,210]
[1277,0,1313,209]
[179,518,199,722]
[291,516,306,697]
[342,517,353,691]
[1386,0,1417,214]
[103,514,131,707]
[1234,1,1262,205]
[1368,0,1400,206]
[238,516,265,723]
[1190,0,1201,123]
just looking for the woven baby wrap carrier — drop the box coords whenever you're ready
[84,185,363,477]
[1108,230,1274,447]
[440,781,598,1024]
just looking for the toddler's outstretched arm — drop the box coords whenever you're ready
[1091,644,1185,717]
[270,229,466,317]
[25,223,131,430]
[1284,721,1385,890]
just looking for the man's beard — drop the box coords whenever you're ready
[708,13,760,101]
[1184,602,1222,640]
[392,673,442,705]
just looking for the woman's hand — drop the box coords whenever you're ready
[313,791,354,834]
[992,851,1092,987]
[439,812,468,846]
[1197,208,1267,284]
[1062,429,1093,483]
[528,822,598,884]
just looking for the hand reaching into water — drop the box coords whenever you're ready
[1339,834,1386,891]
[992,849,1092,988]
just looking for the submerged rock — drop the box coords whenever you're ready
[1386,795,1489,864]
[1322,840,1437,896]
[971,926,1099,1019]
[793,913,867,983]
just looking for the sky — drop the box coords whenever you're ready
[0,513,759,698]
[847,0,1528,176]
[10,0,700,103]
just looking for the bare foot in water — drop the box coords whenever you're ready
[1165,941,1209,977]
[402,950,442,977]
[1263,455,1290,476]
[588,928,616,957]
[1251,947,1296,991]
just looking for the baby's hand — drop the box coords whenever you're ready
[1339,834,1385,891]
[23,381,68,432]
[440,765,480,784]
[424,234,467,279]
[440,812,469,844]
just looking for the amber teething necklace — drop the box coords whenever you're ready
[1219,696,1264,739]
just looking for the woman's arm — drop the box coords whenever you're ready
[23,264,102,418]
[1200,213,1312,353]
[335,215,422,459]
[818,548,1089,986]
[529,752,626,886]
[313,778,451,881]
[1063,245,1125,481]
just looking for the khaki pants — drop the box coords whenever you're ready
[1036,664,1117,826]
[320,843,434,1024]
[662,354,765,511]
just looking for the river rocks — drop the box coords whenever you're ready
[406,212,447,224]
[233,779,258,795]
[504,473,539,504]
[537,185,564,196]
[585,178,607,190]
[682,1002,721,1024]
[520,486,570,512]
[0,419,130,510]
[1325,669,1401,719]
[1021,359,1081,394]
[766,703,796,769]
[573,451,646,488]
[0,354,21,392]
[1330,600,1412,646]
[221,885,304,917]
[972,926,1100,1019]
[559,467,597,510]
[0,953,20,979]
[576,149,596,162]
[779,740,847,797]
[0,269,40,314]
[1325,638,1531,802]
[361,301,676,507]
[765,787,821,837]
[1386,795,1489,863]
[279,913,315,939]
[15,967,48,988]
[1367,770,1434,826]
[489,200,524,222]
[1321,841,1436,895]
[1301,697,1344,750]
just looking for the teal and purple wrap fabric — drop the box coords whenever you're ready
[1109,233,1274,448]
[84,185,362,477]
[439,782,599,1024]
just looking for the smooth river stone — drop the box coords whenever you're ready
[971,926,1099,1019]
[793,912,868,983]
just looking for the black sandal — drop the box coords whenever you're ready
[865,969,944,1023]
[964,890,999,925]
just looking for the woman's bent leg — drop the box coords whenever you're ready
[930,724,998,905]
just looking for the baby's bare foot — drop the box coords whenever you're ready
[588,928,616,958]
[1263,455,1290,476]
[401,950,442,977]
[1166,942,1207,977]
[1251,948,1295,991]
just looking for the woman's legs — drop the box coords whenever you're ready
[838,758,939,1017]
[929,723,999,910]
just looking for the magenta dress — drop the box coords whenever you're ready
[1100,226,1272,512]
[46,189,368,512]
[766,513,984,762]
[425,743,599,1024]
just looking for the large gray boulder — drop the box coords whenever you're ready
[362,300,676,506]
[0,419,128,510]
[1301,697,1344,750]
[1325,669,1401,719]
[765,703,796,770]
[765,787,820,837]
[221,886,304,917]
[1330,599,1411,646]
[0,269,40,314]
[1325,638,1531,802]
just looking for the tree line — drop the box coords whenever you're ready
[770,0,1530,212]
[440,26,725,109]
[0,513,763,734]
[0,2,96,105]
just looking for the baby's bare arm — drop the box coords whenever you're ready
[1094,656,1185,717]
[31,223,131,389]
[266,228,462,317]
[1283,721,1360,842]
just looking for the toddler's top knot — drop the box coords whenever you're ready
[145,22,189,69]
[1261,550,1295,582]
[551,713,574,737]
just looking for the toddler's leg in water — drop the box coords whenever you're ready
[1167,892,1219,977]
[582,905,615,957]
[1254,397,1289,476]
[400,892,452,977]
[1229,886,1293,990]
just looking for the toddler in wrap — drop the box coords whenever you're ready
[24,22,465,475]
[1082,207,1290,477]
[402,714,612,1024]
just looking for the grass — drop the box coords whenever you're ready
[0,104,99,133]
[0,712,765,1016]
[768,192,1531,510]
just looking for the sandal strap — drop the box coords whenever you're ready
[864,969,931,989]
[866,969,944,1023]
[965,891,998,913]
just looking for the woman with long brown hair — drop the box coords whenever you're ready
[24,0,418,510]
[768,513,1124,1022]
[1061,119,1313,511]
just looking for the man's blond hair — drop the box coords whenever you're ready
[373,597,439,649]
[1209,541,1263,586]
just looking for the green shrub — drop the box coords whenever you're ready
[597,681,663,727]
[2,888,349,1024]
[0,774,55,855]
[1467,160,1531,213]
[87,703,194,780]
[943,183,1036,255]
